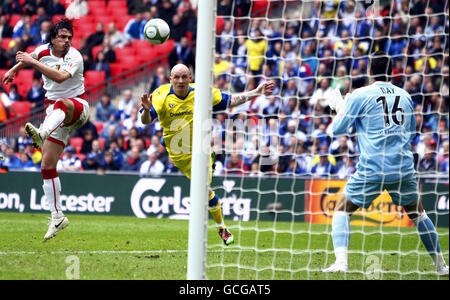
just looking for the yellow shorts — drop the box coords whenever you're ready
[172,154,214,184]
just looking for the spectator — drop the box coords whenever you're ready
[225,153,249,174]
[32,6,51,33]
[311,150,337,177]
[14,127,32,153]
[95,93,117,123]
[92,51,111,79]
[117,89,135,121]
[12,152,37,170]
[7,84,22,101]
[170,13,187,42]
[101,119,122,143]
[158,0,177,28]
[149,66,169,93]
[337,155,357,179]
[26,78,46,108]
[121,146,143,172]
[82,152,101,171]
[0,15,13,38]
[418,146,438,173]
[0,87,16,123]
[2,0,23,16]
[216,19,235,56]
[65,0,88,19]
[169,36,194,70]
[86,22,105,53]
[80,129,96,155]
[2,147,20,169]
[246,28,267,76]
[46,0,66,16]
[104,22,128,49]
[56,146,81,172]
[309,78,334,110]
[100,150,120,171]
[34,20,52,46]
[122,108,145,135]
[139,149,165,176]
[124,12,146,41]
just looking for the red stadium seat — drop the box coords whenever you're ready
[84,71,106,90]
[98,137,106,150]
[88,1,106,13]
[216,16,225,35]
[93,122,105,135]
[91,45,104,60]
[1,38,13,50]
[8,15,22,27]
[154,39,175,56]
[109,63,125,78]
[115,46,136,61]
[251,0,270,17]
[11,101,31,116]
[70,137,84,154]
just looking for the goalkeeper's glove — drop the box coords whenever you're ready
[328,87,346,114]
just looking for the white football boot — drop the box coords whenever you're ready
[25,123,45,149]
[43,216,69,242]
[321,262,348,273]
[436,264,449,276]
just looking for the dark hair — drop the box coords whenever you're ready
[46,18,74,46]
[369,51,392,82]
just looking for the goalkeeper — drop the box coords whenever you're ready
[140,64,275,245]
[322,51,448,275]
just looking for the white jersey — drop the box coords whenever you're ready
[31,43,85,100]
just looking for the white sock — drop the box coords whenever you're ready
[41,109,66,138]
[334,246,348,265]
[43,176,64,219]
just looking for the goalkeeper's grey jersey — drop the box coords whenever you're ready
[332,81,416,182]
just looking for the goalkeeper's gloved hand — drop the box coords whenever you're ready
[328,87,346,114]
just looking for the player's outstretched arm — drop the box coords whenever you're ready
[229,80,276,108]
[15,51,71,84]
[140,93,153,124]
[2,61,27,84]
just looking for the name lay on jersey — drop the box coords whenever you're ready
[31,43,85,100]
[332,81,416,182]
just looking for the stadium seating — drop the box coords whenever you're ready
[84,71,106,90]
[93,122,105,135]
[69,137,84,154]
[11,101,31,117]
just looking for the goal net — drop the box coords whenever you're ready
[204,0,449,279]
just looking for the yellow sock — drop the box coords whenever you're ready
[208,193,225,229]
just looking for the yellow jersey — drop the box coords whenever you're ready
[141,83,230,178]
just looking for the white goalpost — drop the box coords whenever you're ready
[187,0,449,280]
[187,0,216,280]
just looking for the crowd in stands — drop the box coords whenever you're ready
[1,0,449,178]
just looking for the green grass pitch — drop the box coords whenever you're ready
[0,212,447,280]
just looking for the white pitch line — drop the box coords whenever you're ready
[0,249,252,255]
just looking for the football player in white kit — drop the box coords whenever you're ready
[2,19,89,242]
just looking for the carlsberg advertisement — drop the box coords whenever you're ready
[0,171,447,227]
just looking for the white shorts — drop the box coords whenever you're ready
[44,97,90,147]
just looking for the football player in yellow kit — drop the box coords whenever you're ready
[140,64,275,245]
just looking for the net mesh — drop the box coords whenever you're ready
[205,0,449,279]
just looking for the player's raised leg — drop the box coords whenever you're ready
[208,189,234,245]
[321,193,359,273]
[26,98,75,149]
[404,201,449,276]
